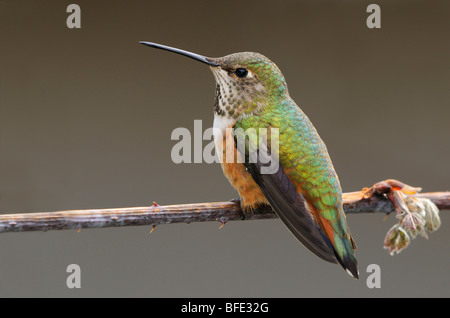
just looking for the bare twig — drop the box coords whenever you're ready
[0,188,448,234]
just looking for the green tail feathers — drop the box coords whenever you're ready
[333,236,359,279]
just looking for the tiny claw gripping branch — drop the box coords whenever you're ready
[364,179,441,255]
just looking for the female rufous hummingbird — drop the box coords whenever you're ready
[140,41,359,278]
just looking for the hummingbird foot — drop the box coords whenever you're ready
[239,204,274,220]
[227,198,247,220]
[228,198,273,219]
[251,203,274,215]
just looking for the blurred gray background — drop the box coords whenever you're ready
[0,0,449,297]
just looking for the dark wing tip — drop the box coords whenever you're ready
[240,148,338,264]
[234,132,358,278]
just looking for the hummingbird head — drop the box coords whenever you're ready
[140,42,289,120]
[207,53,288,119]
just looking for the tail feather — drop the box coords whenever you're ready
[333,237,359,279]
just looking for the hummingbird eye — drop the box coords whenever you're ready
[234,68,248,78]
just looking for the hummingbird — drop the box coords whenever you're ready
[140,41,359,278]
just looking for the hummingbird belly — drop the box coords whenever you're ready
[215,123,269,211]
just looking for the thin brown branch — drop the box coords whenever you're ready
[0,188,448,234]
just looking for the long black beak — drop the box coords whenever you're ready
[139,41,219,67]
